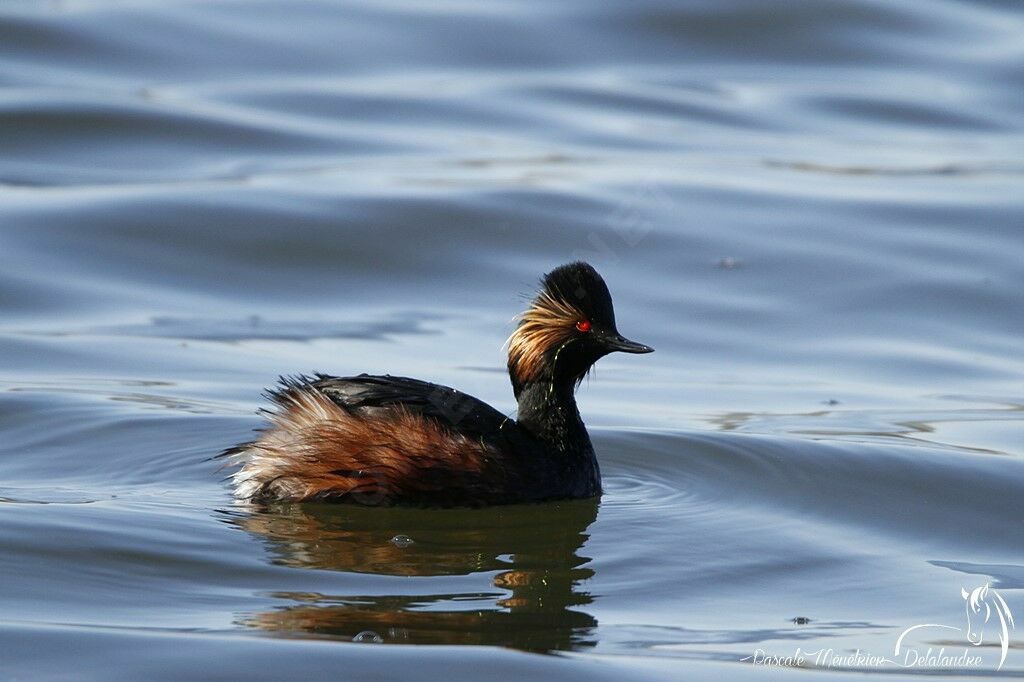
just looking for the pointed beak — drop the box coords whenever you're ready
[603,333,654,354]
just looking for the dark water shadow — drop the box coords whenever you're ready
[931,560,1024,589]
[22,312,445,343]
[227,499,599,652]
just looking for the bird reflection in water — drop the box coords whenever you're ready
[229,499,599,652]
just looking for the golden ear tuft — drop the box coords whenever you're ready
[506,291,581,385]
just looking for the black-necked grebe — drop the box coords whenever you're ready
[222,261,653,506]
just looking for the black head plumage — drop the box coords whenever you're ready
[540,261,616,329]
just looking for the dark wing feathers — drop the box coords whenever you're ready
[309,373,516,443]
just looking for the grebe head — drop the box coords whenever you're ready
[507,261,653,398]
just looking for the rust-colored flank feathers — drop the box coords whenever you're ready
[221,261,653,507]
[226,381,505,505]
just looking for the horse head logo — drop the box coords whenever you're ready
[961,583,1015,669]
[895,583,1016,671]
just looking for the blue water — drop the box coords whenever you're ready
[1,1,1023,679]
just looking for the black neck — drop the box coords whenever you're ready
[514,378,592,456]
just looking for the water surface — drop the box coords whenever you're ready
[1,1,1023,679]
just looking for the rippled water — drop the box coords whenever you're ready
[1,1,1023,679]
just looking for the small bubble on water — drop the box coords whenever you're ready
[353,630,383,643]
[390,534,414,548]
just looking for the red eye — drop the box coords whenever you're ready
[575,319,592,332]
